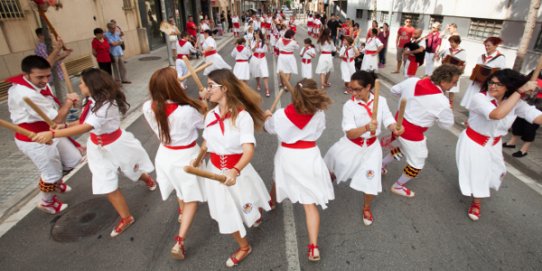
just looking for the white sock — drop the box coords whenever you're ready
[40,192,53,203]
[382,154,394,168]
[395,173,413,187]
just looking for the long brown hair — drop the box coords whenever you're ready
[207,69,266,130]
[291,78,332,114]
[148,67,206,144]
[81,68,130,115]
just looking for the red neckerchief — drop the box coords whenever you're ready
[414,77,443,96]
[236,45,244,52]
[482,51,502,64]
[178,39,187,47]
[79,99,93,124]
[284,104,314,129]
[7,74,62,106]
[151,101,179,118]
[351,96,374,117]
[282,38,291,46]
[206,109,242,135]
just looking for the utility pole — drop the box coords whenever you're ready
[160,0,174,66]
[513,0,541,71]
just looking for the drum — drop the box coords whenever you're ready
[469,64,500,83]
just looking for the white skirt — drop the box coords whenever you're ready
[233,61,250,80]
[87,130,155,195]
[397,136,428,169]
[154,144,206,202]
[301,62,313,79]
[205,162,271,237]
[274,146,334,208]
[340,60,356,82]
[361,54,379,71]
[250,56,269,78]
[460,81,482,109]
[276,54,298,74]
[456,130,506,198]
[203,54,232,75]
[324,137,382,195]
[315,54,334,74]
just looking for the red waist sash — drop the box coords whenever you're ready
[254,52,266,58]
[281,140,316,149]
[279,51,294,55]
[321,51,332,54]
[365,50,377,55]
[342,57,354,62]
[15,121,49,142]
[233,22,240,28]
[349,137,377,147]
[90,128,122,146]
[204,50,217,57]
[177,54,188,59]
[466,126,501,146]
[236,59,248,62]
[209,152,242,170]
[302,59,312,64]
[399,117,428,142]
[164,140,197,150]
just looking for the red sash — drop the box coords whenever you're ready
[280,51,293,55]
[233,22,240,28]
[204,50,217,57]
[177,54,188,59]
[321,51,332,54]
[90,128,122,146]
[236,59,248,62]
[406,55,418,76]
[349,136,377,147]
[209,152,242,170]
[365,50,377,55]
[342,57,354,62]
[302,59,312,64]
[254,52,265,58]
[399,116,428,142]
[466,126,501,146]
[281,140,316,149]
[164,140,197,150]
[15,121,49,142]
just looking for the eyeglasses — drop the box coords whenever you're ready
[207,83,223,90]
[348,87,364,92]
[487,81,504,87]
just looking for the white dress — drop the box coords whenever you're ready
[83,98,154,195]
[389,77,454,169]
[300,46,316,79]
[456,93,541,198]
[460,52,506,109]
[231,45,252,80]
[276,37,299,74]
[339,46,356,82]
[315,41,335,74]
[325,95,395,195]
[232,16,240,33]
[175,39,197,79]
[203,107,271,237]
[440,48,467,93]
[361,37,383,71]
[202,36,232,75]
[250,41,269,78]
[264,104,334,208]
[142,101,207,202]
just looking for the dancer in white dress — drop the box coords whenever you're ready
[202,30,231,75]
[307,14,314,36]
[276,29,299,88]
[300,38,316,79]
[244,26,255,46]
[456,69,542,221]
[175,32,197,88]
[339,36,359,92]
[325,71,403,226]
[315,29,336,88]
[232,14,241,37]
[361,29,383,71]
[201,69,271,267]
[460,37,506,109]
[33,69,156,238]
[143,67,207,259]
[312,14,322,38]
[250,31,270,96]
[264,78,334,261]
[381,65,461,198]
[438,35,466,107]
[231,38,252,82]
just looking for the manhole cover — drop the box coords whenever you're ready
[138,56,162,61]
[51,198,117,242]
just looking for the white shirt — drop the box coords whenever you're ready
[477,51,506,68]
[276,38,299,53]
[8,78,58,124]
[232,16,239,24]
[251,41,268,53]
[441,47,467,62]
[364,37,383,52]
[231,45,252,60]
[176,39,196,55]
[202,36,217,50]
[468,92,541,137]
[203,107,256,154]
[264,107,325,143]
[313,19,322,29]
[342,95,395,137]
[339,46,356,60]
[317,41,336,53]
[390,77,453,129]
[142,101,204,146]
[84,98,121,135]
[300,46,316,60]
[244,32,255,45]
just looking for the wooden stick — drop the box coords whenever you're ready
[372,79,380,122]
[192,143,207,167]
[182,56,209,92]
[530,54,542,81]
[270,88,285,112]
[395,98,407,130]
[23,97,56,127]
[184,166,227,183]
[0,119,36,138]
[179,62,213,81]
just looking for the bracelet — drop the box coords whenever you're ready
[232,167,241,176]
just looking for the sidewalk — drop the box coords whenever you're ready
[0,33,235,222]
[377,49,542,181]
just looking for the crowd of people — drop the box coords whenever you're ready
[4,6,542,269]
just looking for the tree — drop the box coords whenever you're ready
[513,0,541,71]
[371,0,377,20]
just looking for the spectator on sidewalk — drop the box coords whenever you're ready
[34,27,71,96]
[185,15,198,41]
[227,11,232,32]
[393,18,415,74]
[326,15,341,46]
[167,17,181,61]
[110,19,125,51]
[91,28,112,75]
[105,22,131,84]
[366,20,378,40]
[424,22,442,76]
[377,23,390,68]
[403,29,425,78]
[361,28,383,72]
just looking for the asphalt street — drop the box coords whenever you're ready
[1,30,541,271]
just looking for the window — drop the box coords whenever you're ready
[368,10,376,21]
[429,15,443,29]
[380,11,389,23]
[401,13,420,28]
[122,0,134,10]
[468,18,503,40]
[0,0,23,20]
[356,9,363,19]
[338,0,347,14]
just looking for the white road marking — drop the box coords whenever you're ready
[380,77,542,196]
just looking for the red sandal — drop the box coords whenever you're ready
[225,245,252,267]
[171,235,186,260]
[37,195,68,214]
[110,216,135,237]
[468,201,481,221]
[363,207,374,226]
[307,243,320,261]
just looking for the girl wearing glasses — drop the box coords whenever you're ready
[202,69,271,267]
[456,69,542,221]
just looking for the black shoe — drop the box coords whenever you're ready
[512,151,527,158]
[502,143,516,148]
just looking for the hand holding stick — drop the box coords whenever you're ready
[270,89,285,112]
[395,98,407,131]
[184,166,227,183]
[192,143,207,167]
[0,119,36,139]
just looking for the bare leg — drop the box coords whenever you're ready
[363,194,374,210]
[506,135,520,146]
[395,60,402,73]
[325,72,331,86]
[177,198,185,222]
[178,201,198,238]
[263,77,270,95]
[520,142,532,153]
[107,189,131,218]
[256,77,261,90]
[231,231,250,259]
[303,204,320,245]
[269,181,277,208]
[320,73,326,88]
